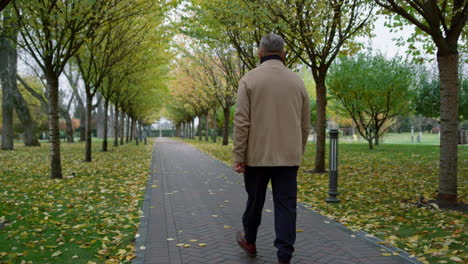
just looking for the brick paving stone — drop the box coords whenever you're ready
[133,138,421,264]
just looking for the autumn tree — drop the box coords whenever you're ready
[75,16,149,161]
[414,67,468,121]
[328,53,415,149]
[186,0,301,70]
[1,6,40,149]
[12,0,125,178]
[375,0,467,205]
[251,0,375,172]
[179,45,242,144]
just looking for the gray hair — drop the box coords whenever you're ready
[259,33,284,53]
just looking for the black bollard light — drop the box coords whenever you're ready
[326,129,340,203]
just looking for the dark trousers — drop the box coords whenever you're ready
[242,166,298,262]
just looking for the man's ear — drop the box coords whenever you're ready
[281,51,287,62]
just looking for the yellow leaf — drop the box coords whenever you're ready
[449,257,462,262]
[183,244,190,248]
[296,229,304,232]
[381,253,392,256]
[198,243,207,247]
[189,239,197,242]
[51,250,62,257]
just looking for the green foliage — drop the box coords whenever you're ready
[414,68,468,120]
[328,52,415,148]
[0,140,154,263]
[182,0,269,70]
[183,138,467,264]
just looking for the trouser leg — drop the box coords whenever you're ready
[242,166,269,244]
[271,166,298,262]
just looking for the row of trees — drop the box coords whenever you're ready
[166,0,466,206]
[0,0,173,178]
[164,42,243,146]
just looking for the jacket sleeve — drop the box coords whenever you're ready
[233,78,250,163]
[301,90,311,154]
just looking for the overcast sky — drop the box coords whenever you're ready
[363,16,414,58]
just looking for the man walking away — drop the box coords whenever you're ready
[233,33,311,264]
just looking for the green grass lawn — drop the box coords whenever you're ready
[182,138,467,264]
[325,132,442,145]
[0,140,154,264]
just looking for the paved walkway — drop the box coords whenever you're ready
[134,138,420,264]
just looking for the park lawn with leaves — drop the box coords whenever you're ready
[0,140,154,264]
[183,138,467,264]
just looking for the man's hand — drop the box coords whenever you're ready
[234,162,245,173]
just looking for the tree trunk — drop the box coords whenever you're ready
[144,125,147,145]
[126,115,130,143]
[437,53,459,205]
[213,109,217,143]
[314,77,327,172]
[186,121,189,139]
[0,10,15,150]
[130,118,135,142]
[102,97,109,152]
[374,133,379,146]
[84,90,93,162]
[198,116,202,141]
[63,110,74,143]
[113,107,119,147]
[176,123,181,137]
[79,112,86,142]
[367,138,374,150]
[222,107,230,146]
[140,123,145,145]
[45,70,63,179]
[135,121,139,145]
[205,113,209,141]
[192,119,195,139]
[120,111,124,145]
[96,95,104,139]
[8,40,40,146]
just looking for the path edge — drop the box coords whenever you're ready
[132,141,158,264]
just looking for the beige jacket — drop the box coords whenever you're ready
[233,59,311,166]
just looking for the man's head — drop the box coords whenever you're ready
[258,33,286,61]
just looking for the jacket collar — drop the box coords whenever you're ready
[261,54,282,64]
[260,58,285,67]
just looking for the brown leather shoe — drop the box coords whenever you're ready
[236,230,256,258]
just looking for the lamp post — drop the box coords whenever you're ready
[326,129,340,203]
[411,126,414,144]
